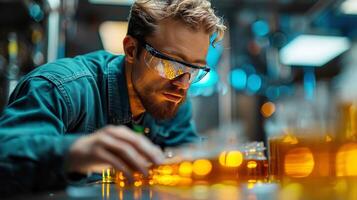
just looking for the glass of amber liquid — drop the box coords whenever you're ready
[269,131,335,182]
[267,88,337,182]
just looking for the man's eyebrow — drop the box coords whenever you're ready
[162,48,207,65]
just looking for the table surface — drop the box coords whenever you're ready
[6,178,357,200]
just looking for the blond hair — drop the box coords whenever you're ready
[127,0,226,46]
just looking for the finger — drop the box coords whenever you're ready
[106,126,165,165]
[99,134,150,176]
[93,146,134,182]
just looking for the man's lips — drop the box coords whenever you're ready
[162,92,183,102]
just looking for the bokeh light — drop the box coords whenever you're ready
[261,101,276,118]
[179,161,193,177]
[284,147,315,178]
[159,165,173,175]
[247,161,258,169]
[230,68,247,90]
[193,159,213,176]
[134,181,142,187]
[252,20,270,37]
[219,151,243,167]
[336,142,357,177]
[247,74,262,93]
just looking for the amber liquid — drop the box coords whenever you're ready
[269,134,335,181]
[338,102,357,142]
[109,156,268,187]
[206,159,268,183]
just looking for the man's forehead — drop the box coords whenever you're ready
[148,19,210,63]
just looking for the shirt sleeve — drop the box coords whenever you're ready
[0,77,80,195]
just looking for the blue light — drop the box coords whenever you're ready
[193,70,219,87]
[247,74,262,92]
[189,70,219,96]
[252,20,270,37]
[230,69,247,90]
[206,34,224,68]
[303,68,316,100]
[29,4,44,22]
[266,86,279,100]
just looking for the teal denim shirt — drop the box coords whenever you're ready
[0,51,198,193]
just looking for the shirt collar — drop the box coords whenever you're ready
[107,55,132,124]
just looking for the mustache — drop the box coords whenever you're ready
[162,85,186,97]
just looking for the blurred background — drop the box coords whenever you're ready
[0,0,356,145]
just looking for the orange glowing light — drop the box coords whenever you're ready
[119,188,123,200]
[119,181,125,187]
[117,172,125,180]
[170,175,181,186]
[325,135,333,142]
[336,142,357,177]
[219,151,243,167]
[282,134,299,144]
[261,102,276,118]
[102,168,115,183]
[247,182,255,189]
[247,161,258,169]
[159,175,176,185]
[106,182,110,197]
[179,177,193,185]
[179,161,193,176]
[193,159,212,176]
[149,180,154,185]
[159,165,173,175]
[284,147,315,178]
[102,183,105,199]
[134,181,142,187]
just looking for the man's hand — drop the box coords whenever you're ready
[66,125,164,179]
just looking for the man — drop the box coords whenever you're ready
[0,0,225,194]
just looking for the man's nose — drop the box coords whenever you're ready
[171,73,191,90]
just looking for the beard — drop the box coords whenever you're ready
[143,96,181,120]
[135,84,186,120]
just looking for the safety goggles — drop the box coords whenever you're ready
[142,41,210,83]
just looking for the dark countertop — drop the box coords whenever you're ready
[5,177,357,200]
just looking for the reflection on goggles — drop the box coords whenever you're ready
[144,51,205,83]
[158,59,195,80]
[160,60,182,79]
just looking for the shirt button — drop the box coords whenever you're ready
[144,127,150,135]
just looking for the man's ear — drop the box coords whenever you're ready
[123,35,138,64]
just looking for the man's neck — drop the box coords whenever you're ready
[124,61,146,120]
